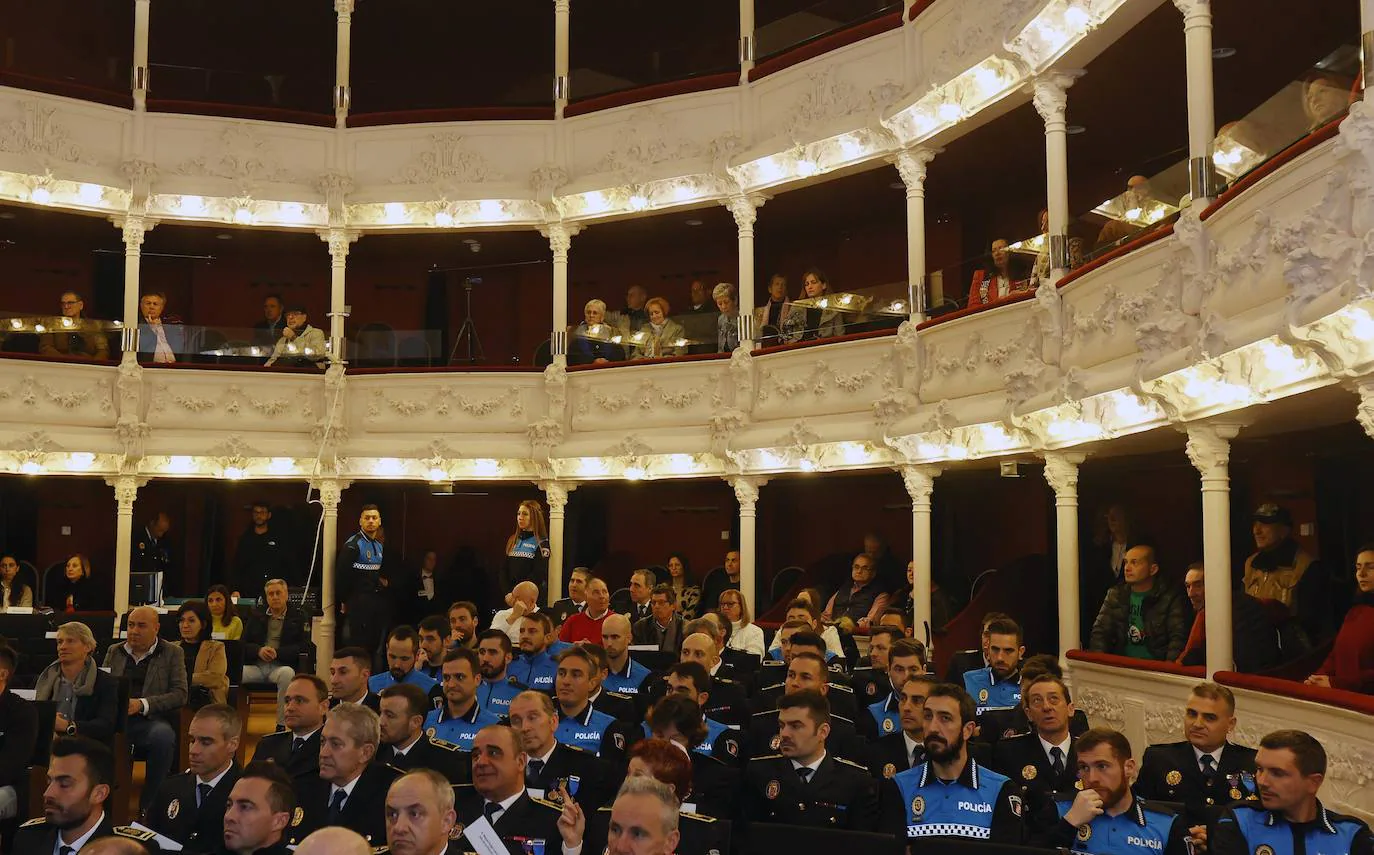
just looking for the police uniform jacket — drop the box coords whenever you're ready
[861,691,901,740]
[425,700,501,750]
[510,650,558,692]
[379,735,471,784]
[751,680,857,722]
[587,804,731,855]
[555,702,634,764]
[133,524,171,574]
[210,841,292,855]
[946,649,987,683]
[527,742,616,809]
[866,730,925,779]
[850,665,888,705]
[250,727,321,780]
[978,706,1091,744]
[743,752,879,832]
[881,757,1027,843]
[146,764,241,852]
[329,691,382,713]
[0,689,38,805]
[1049,793,1191,855]
[963,666,1022,715]
[289,762,399,847]
[1135,740,1258,824]
[591,687,638,723]
[453,786,565,855]
[1211,800,1372,855]
[691,751,742,819]
[12,811,116,853]
[548,597,584,626]
[602,657,652,699]
[993,732,1078,835]
[478,675,527,715]
[747,708,866,764]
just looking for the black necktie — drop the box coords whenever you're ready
[1200,754,1216,777]
[197,782,212,807]
[528,759,545,782]
[911,746,922,768]
[328,789,347,823]
[292,736,306,753]
[60,847,74,855]
[1050,747,1065,776]
[797,766,813,785]
[483,801,502,825]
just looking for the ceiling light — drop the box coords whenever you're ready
[78,183,104,205]
[427,467,448,482]
[684,218,703,227]
[624,465,646,481]
[937,103,963,123]
[167,455,195,474]
[19,460,42,475]
[67,452,96,470]
[233,206,253,224]
[434,210,454,227]
[795,159,818,177]
[628,194,650,212]
[798,459,817,472]
[223,465,246,480]
[180,195,206,215]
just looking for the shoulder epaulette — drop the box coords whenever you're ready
[852,665,874,673]
[753,754,785,760]
[716,676,736,684]
[999,731,1034,743]
[834,757,869,771]
[113,826,156,842]
[428,737,463,752]
[531,795,565,812]
[561,742,592,754]
[19,817,45,828]
[606,690,631,699]
[761,682,783,692]
[832,714,855,725]
[681,811,717,823]
[829,683,854,694]
[507,677,528,687]
[752,708,779,718]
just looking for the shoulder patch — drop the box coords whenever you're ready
[829,684,854,694]
[428,737,461,752]
[531,796,565,812]
[114,826,156,842]
[681,811,717,823]
[20,817,46,828]
[834,757,869,771]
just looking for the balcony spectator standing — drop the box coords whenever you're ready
[557,577,613,645]
[173,599,229,707]
[633,297,687,359]
[1306,544,1374,693]
[1086,504,1135,639]
[39,291,109,360]
[253,293,287,347]
[338,504,394,654]
[396,550,456,629]
[264,305,327,369]
[0,642,37,827]
[570,299,625,365]
[1176,563,1280,673]
[966,239,1030,310]
[137,292,184,364]
[242,579,309,725]
[699,550,739,618]
[1088,543,1190,661]
[714,283,740,353]
[133,511,173,577]
[103,605,189,810]
[233,501,296,594]
[36,622,119,741]
[822,553,891,630]
[502,500,550,598]
[1244,504,1328,640]
[207,584,244,639]
[45,553,106,612]
[0,553,33,611]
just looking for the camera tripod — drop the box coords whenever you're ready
[447,276,485,365]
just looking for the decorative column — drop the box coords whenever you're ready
[739,0,755,82]
[554,0,571,116]
[726,194,765,350]
[1185,424,1241,678]
[313,478,344,675]
[1032,71,1084,282]
[899,465,939,645]
[107,476,144,616]
[730,477,767,610]
[891,147,938,322]
[540,481,575,605]
[132,0,150,111]
[1364,0,1374,90]
[1357,378,1374,440]
[1043,452,1086,661]
[541,224,579,358]
[334,0,355,127]
[1173,0,1218,204]
[321,229,357,364]
[117,217,150,359]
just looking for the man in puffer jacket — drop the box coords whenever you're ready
[1088,543,1191,661]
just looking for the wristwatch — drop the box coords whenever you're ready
[66,723,77,735]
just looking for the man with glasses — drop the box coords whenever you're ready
[39,291,109,360]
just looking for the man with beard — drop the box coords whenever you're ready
[448,601,479,651]
[377,683,470,784]
[509,613,560,692]
[945,612,1010,682]
[851,626,902,703]
[866,674,935,779]
[742,689,878,831]
[509,689,613,809]
[475,629,527,715]
[861,637,925,739]
[415,616,450,682]
[882,682,1028,843]
[992,673,1080,832]
[369,626,439,695]
[220,762,295,855]
[963,617,1024,716]
[13,737,115,853]
[1048,728,1190,855]
[424,648,500,750]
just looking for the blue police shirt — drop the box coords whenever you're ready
[1055,794,1183,855]
[1214,801,1370,855]
[639,717,730,758]
[604,658,652,696]
[510,651,558,692]
[963,667,1021,715]
[767,646,841,664]
[892,759,1011,840]
[368,668,439,695]
[868,693,901,736]
[548,640,573,656]
[423,702,500,750]
[477,676,525,714]
[555,704,619,755]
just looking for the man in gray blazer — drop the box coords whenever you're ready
[631,584,686,655]
[104,605,188,810]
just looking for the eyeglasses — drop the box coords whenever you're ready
[59,300,81,306]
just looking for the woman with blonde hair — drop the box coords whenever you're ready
[503,499,551,596]
[718,589,765,658]
[633,297,688,359]
[45,553,105,611]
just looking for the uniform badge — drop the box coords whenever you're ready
[1230,788,1243,801]
[1009,795,1023,818]
[1166,770,1183,786]
[882,763,896,778]
[910,795,925,821]
[770,734,781,751]
[292,807,304,827]
[766,780,781,800]
[166,799,180,820]
[451,823,464,840]
[1003,728,1019,739]
[1022,765,1037,781]
[882,718,894,733]
[137,542,145,550]
[1074,780,1084,790]
[1077,825,1092,842]
[613,732,625,750]
[1255,846,1273,855]
[978,689,989,703]
[726,740,738,758]
[866,682,877,696]
[427,727,438,738]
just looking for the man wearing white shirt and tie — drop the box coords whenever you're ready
[147,704,243,851]
[289,703,398,847]
[452,724,585,854]
[11,736,116,854]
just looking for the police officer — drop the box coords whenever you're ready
[866,674,933,779]
[509,689,616,810]
[992,672,1080,826]
[554,646,636,763]
[748,652,865,764]
[376,683,471,784]
[1135,682,1257,828]
[945,612,1010,682]
[475,628,528,715]
[1047,728,1190,855]
[13,737,117,854]
[288,703,398,847]
[654,662,744,764]
[133,511,172,576]
[146,704,243,853]
[743,689,878,832]
[677,630,751,728]
[861,637,924,739]
[1211,730,1372,855]
[978,653,1092,743]
[601,614,653,698]
[452,725,573,855]
[336,503,393,653]
[423,648,500,750]
[963,617,1024,716]
[881,682,1028,843]
[752,632,856,721]
[646,695,741,820]
[581,642,639,723]
[509,612,560,692]
[251,674,328,780]
[851,626,903,706]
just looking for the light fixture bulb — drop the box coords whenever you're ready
[795,159,818,177]
[434,210,454,227]
[628,194,650,211]
[30,186,51,204]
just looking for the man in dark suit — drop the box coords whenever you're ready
[328,646,381,712]
[0,642,37,832]
[747,654,866,764]
[508,689,615,810]
[990,673,1079,833]
[453,724,573,854]
[613,569,656,624]
[13,736,116,853]
[549,567,591,626]
[132,511,172,575]
[866,674,934,779]
[289,701,398,848]
[377,683,471,784]
[632,584,686,654]
[252,673,329,780]
[1135,682,1258,827]
[147,704,243,853]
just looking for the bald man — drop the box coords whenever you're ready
[601,613,653,698]
[296,826,373,855]
[83,834,156,855]
[493,581,542,645]
[103,605,188,808]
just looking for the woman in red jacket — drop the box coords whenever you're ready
[1306,544,1374,692]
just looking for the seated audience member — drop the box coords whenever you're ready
[415,615,450,682]
[866,674,935,779]
[946,611,1011,682]
[798,268,846,340]
[878,607,913,637]
[570,298,625,365]
[510,612,560,692]
[601,614,653,698]
[450,725,573,854]
[13,736,116,851]
[851,625,902,702]
[264,304,326,368]
[137,291,183,363]
[553,646,634,761]
[755,273,794,345]
[424,648,500,750]
[617,568,655,624]
[584,740,727,854]
[39,291,110,360]
[329,646,380,711]
[822,552,891,629]
[699,550,741,617]
[0,642,37,826]
[744,689,878,832]
[252,293,287,346]
[222,761,297,855]
[233,501,296,595]
[580,643,637,723]
[103,605,188,810]
[766,596,844,661]
[966,238,1029,309]
[45,553,105,612]
[719,588,766,659]
[173,598,229,706]
[493,580,542,645]
[1135,682,1257,827]
[714,282,740,353]
[369,625,439,695]
[1089,543,1190,661]
[1047,728,1191,855]
[881,682,1027,843]
[475,628,527,715]
[206,583,244,639]
[558,576,614,644]
[297,827,373,855]
[1299,69,1354,131]
[748,651,862,760]
[242,578,308,725]
[656,662,742,761]
[382,770,465,855]
[1212,730,1372,855]
[36,621,118,741]
[633,584,686,653]
[643,695,736,818]
[978,653,1091,742]
[147,703,242,851]
[664,553,701,619]
[377,683,469,783]
[687,279,716,314]
[1244,504,1327,638]
[1306,544,1374,692]
[861,636,924,738]
[448,600,480,650]
[508,689,613,809]
[550,566,591,626]
[618,284,650,332]
[1095,175,1154,250]
[289,702,397,847]
[991,673,1080,824]
[633,297,687,359]
[1178,562,1281,672]
[963,617,1025,715]
[0,552,33,611]
[252,674,328,779]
